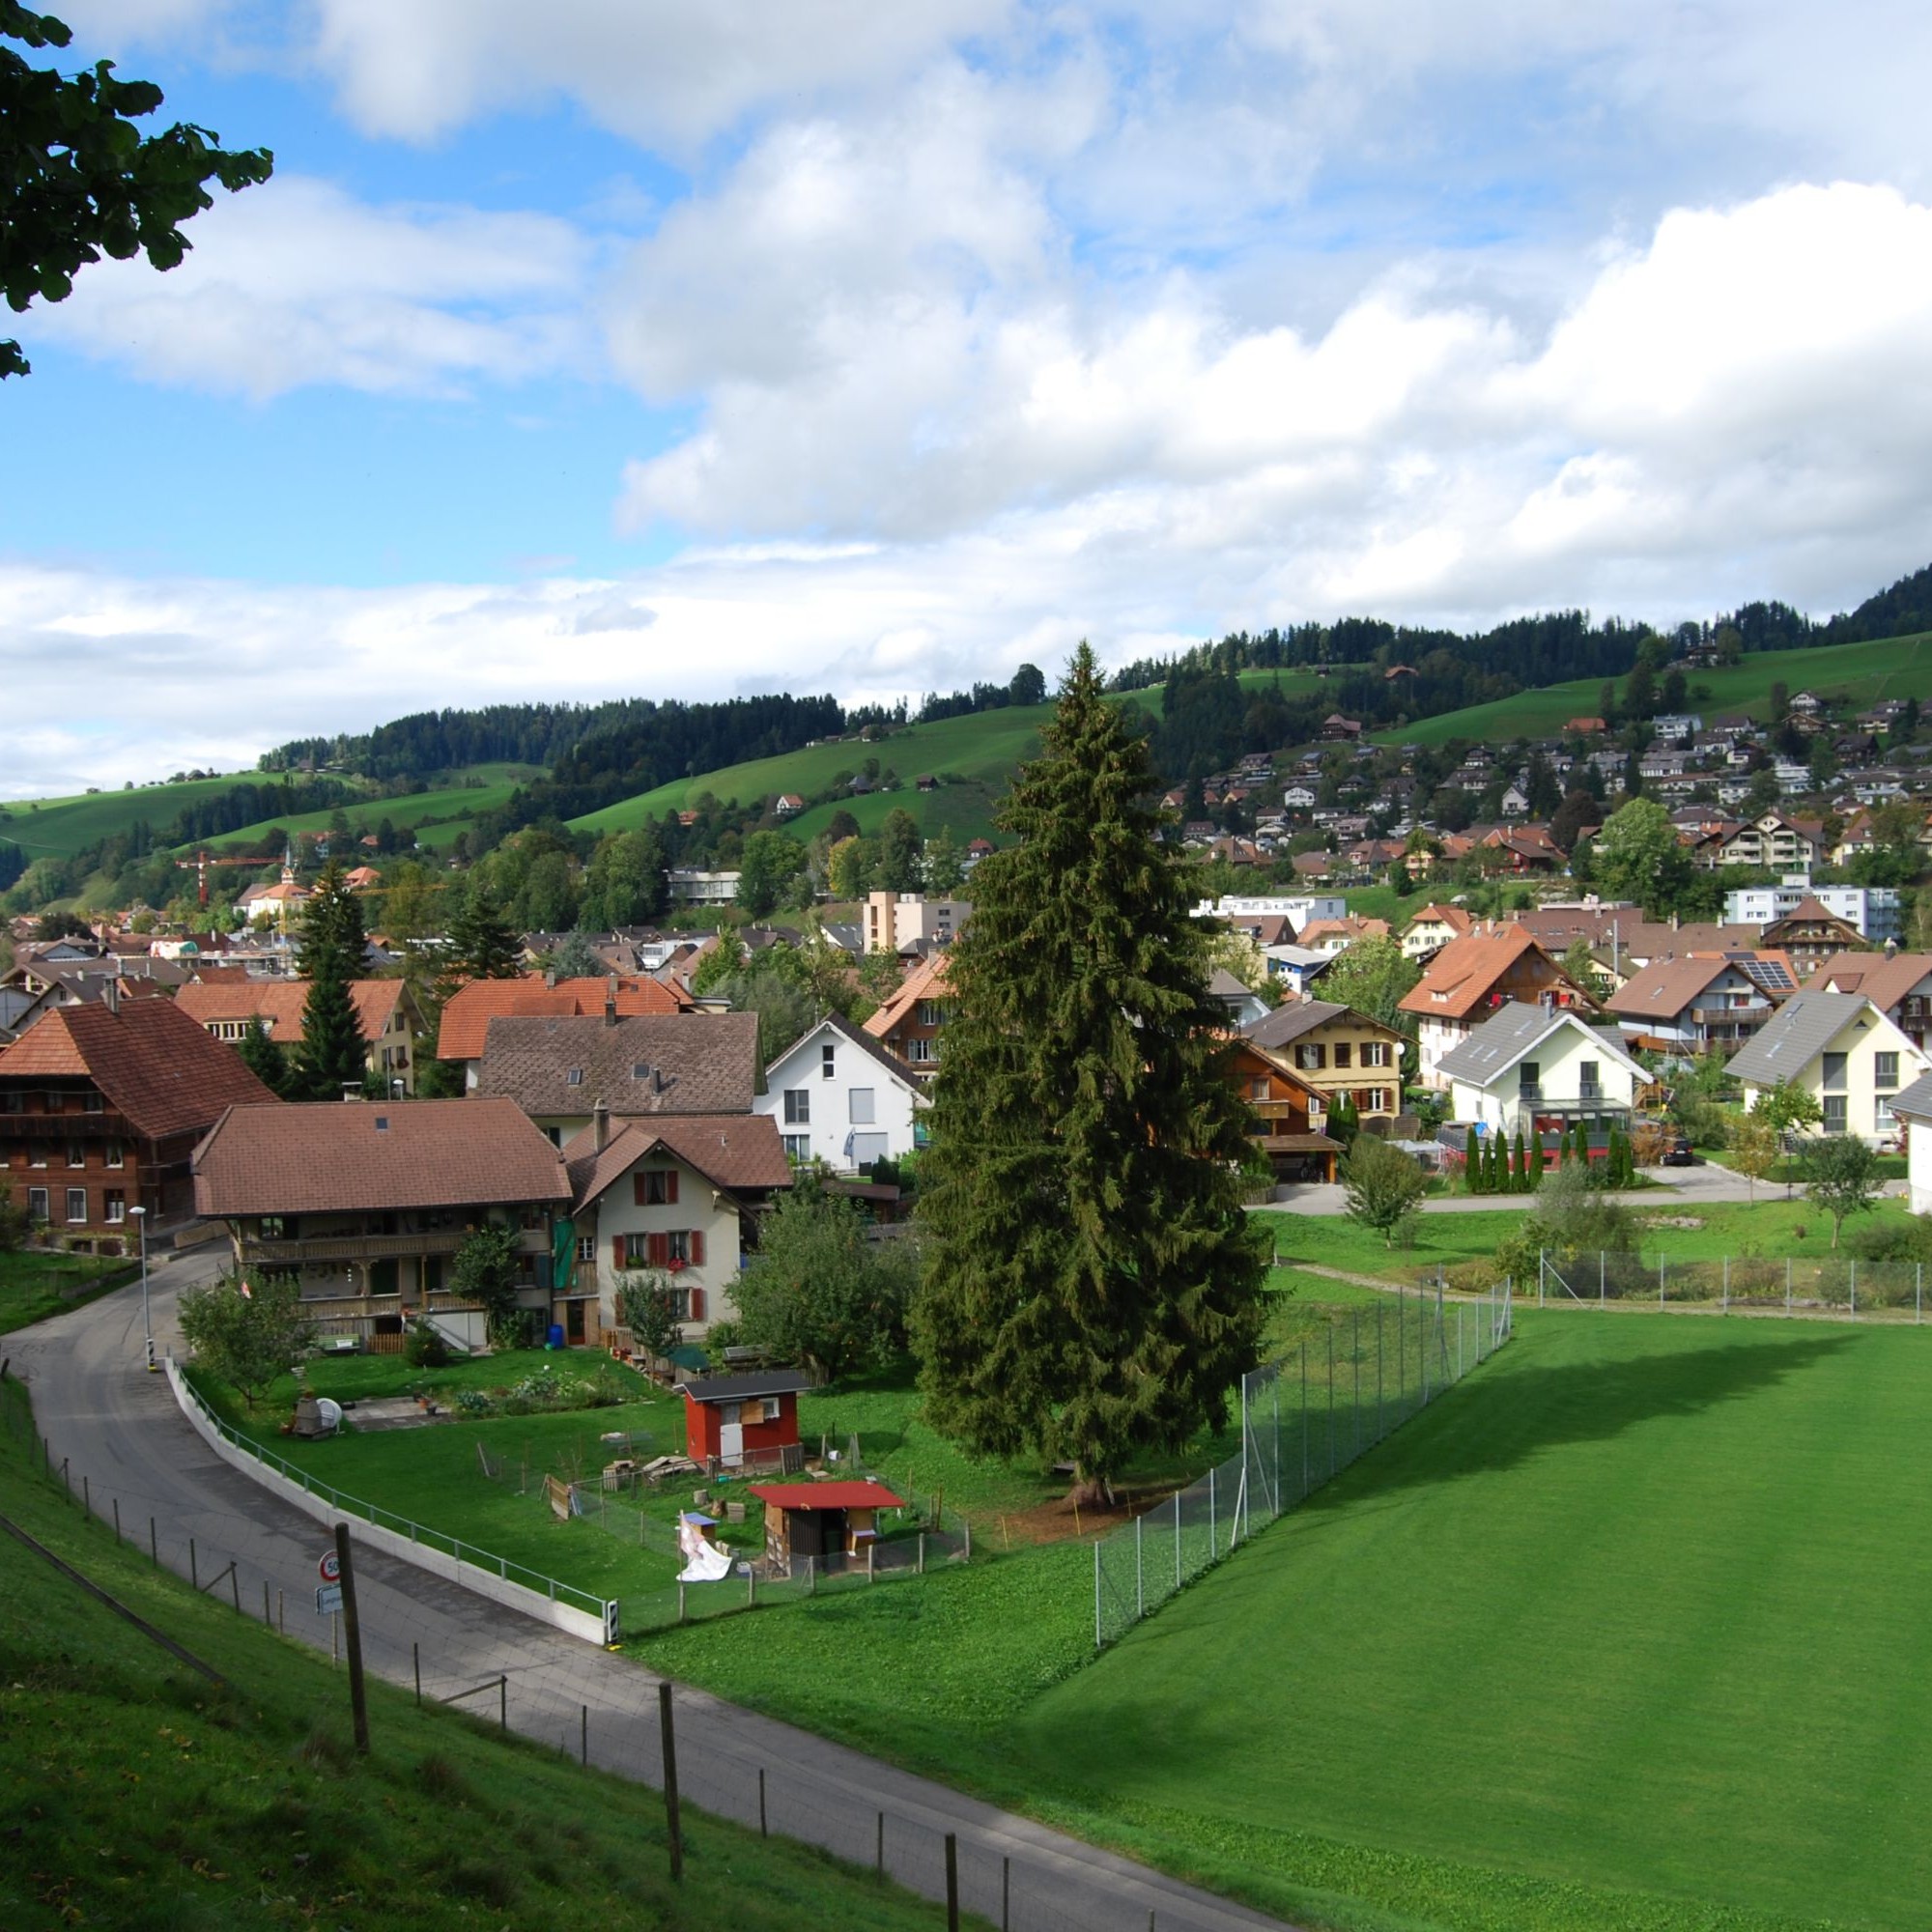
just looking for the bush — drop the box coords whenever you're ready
[0,1198,29,1252]
[1845,1213,1932,1264]
[404,1320,451,1369]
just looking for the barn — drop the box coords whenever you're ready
[678,1369,812,1473]
[751,1480,905,1573]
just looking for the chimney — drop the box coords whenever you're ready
[103,980,120,1016]
[592,1099,610,1152]
[604,975,618,1026]
[544,967,557,988]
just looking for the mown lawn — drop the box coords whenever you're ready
[1003,1310,1932,1932]
[0,1377,973,1932]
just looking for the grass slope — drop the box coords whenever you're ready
[0,1251,132,1336]
[193,764,545,856]
[0,1375,970,1932]
[1012,1310,1932,1932]
[0,776,249,859]
[1379,631,1932,750]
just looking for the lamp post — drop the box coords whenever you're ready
[129,1206,155,1372]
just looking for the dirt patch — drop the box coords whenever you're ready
[983,1484,1181,1549]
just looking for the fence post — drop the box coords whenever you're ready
[1208,1463,1216,1552]
[1325,1327,1335,1477]
[1174,1490,1181,1592]
[758,1765,767,1835]
[1851,1261,1857,1319]
[413,1642,421,1706]
[1660,1255,1665,1307]
[1600,1250,1605,1307]
[1003,1856,1010,1931]
[1723,1256,1729,1313]
[1539,1248,1546,1307]
[150,1517,157,1567]
[1376,1300,1383,1442]
[1918,1264,1923,1326]
[189,1539,197,1589]
[918,1532,925,1577]
[1094,1538,1101,1649]
[945,1833,960,1932]
[1136,1512,1144,1619]
[1398,1289,1406,1414]
[1787,1255,1792,1315]
[659,1683,683,1882]
[1352,1308,1361,1462]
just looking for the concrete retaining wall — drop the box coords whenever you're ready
[164,1355,615,1646]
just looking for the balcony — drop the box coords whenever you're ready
[1690,1005,1769,1029]
[241,1227,551,1265]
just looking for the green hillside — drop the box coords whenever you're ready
[569,707,1054,842]
[1378,630,1932,750]
[195,763,545,856]
[0,774,248,859]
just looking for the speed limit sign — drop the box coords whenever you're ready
[319,1549,341,1584]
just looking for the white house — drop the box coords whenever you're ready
[1721,883,1901,942]
[1436,1002,1648,1139]
[562,1109,791,1343]
[753,1011,926,1172]
[1889,1072,1932,1213]
[1730,991,1931,1145]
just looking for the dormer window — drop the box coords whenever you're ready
[566,1068,583,1086]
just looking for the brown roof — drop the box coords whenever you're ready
[437,973,690,1060]
[175,978,404,1046]
[472,1011,757,1118]
[193,1096,569,1217]
[1808,951,1932,1009]
[1510,908,1761,962]
[863,952,953,1044]
[563,1111,792,1207]
[1406,904,1474,935]
[1398,926,1578,1022]
[0,998,277,1139]
[1243,999,1401,1051]
[1603,953,1739,1019]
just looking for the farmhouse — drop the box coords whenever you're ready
[753,1011,926,1171]
[435,972,691,1087]
[1,991,276,1240]
[1223,1037,1339,1180]
[1605,953,1789,1054]
[1809,952,1932,1052]
[752,1480,905,1574]
[1731,992,1930,1145]
[863,952,953,1079]
[679,1369,811,1474]
[191,1097,570,1351]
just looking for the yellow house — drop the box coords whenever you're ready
[1241,999,1406,1122]
[1732,991,1930,1145]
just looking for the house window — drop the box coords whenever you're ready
[1822,1052,1848,1093]
[783,1089,810,1125]
[1519,1061,1540,1094]
[917,1001,945,1028]
[1876,1097,1896,1134]
[1362,1089,1389,1114]
[1875,1052,1899,1092]
[783,1134,810,1162]
[28,1144,45,1168]
[83,1092,103,1113]
[639,1169,678,1206]
[66,1187,87,1224]
[908,1037,936,1064]
[1362,1041,1388,1068]
[27,1186,48,1222]
[104,1139,124,1169]
[666,1230,691,1265]
[1822,1094,1848,1135]
[1295,1044,1324,1070]
[104,1190,125,1224]
[578,1236,595,1264]
[760,1397,781,1422]
[1333,1042,1351,1069]
[1578,1060,1601,1097]
[259,1215,288,1239]
[849,1088,875,1124]
[67,1141,85,1169]
[0,1092,17,1113]
[566,1068,583,1087]
[822,1042,837,1079]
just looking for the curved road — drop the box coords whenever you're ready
[14,1249,1291,1932]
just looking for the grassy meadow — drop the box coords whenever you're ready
[0,773,250,858]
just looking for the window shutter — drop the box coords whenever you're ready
[667,1170,679,1206]
[648,1232,669,1268]
[633,1173,646,1207]
[689,1287,705,1321]
[691,1228,706,1266]
[611,1235,626,1269]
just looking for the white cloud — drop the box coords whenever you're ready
[24,176,591,400]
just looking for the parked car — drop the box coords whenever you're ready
[1661,1134,1695,1167]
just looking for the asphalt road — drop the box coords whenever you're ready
[14,1249,1292,1932]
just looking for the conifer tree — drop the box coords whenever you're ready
[1465,1132,1486,1194]
[295,863,369,1099]
[443,882,521,986]
[235,1012,288,1096]
[912,644,1266,1502]
[1514,1125,1529,1191]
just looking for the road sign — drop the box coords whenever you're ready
[315,1582,344,1616]
[319,1550,341,1583]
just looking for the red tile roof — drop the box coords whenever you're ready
[1398,926,1578,1022]
[175,978,404,1046]
[193,1096,569,1216]
[749,1481,904,1512]
[437,973,689,1061]
[562,1111,792,1207]
[0,998,277,1138]
[863,952,952,1045]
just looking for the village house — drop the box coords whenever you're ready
[754,1011,926,1171]
[1400,903,1476,960]
[1604,953,1791,1055]
[1690,811,1826,872]
[1399,926,1593,1088]
[1809,952,1932,1054]
[561,1107,791,1347]
[1223,1037,1339,1181]
[1241,999,1406,1122]
[1758,898,1869,977]
[1437,1002,1647,1142]
[191,1096,569,1351]
[470,1010,758,1145]
[436,973,692,1088]
[864,892,971,955]
[863,952,953,1079]
[1,990,276,1241]
[1889,1072,1932,1214]
[1731,992,1929,1145]
[175,977,426,1094]
[1721,884,1900,943]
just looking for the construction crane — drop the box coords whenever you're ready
[175,848,265,908]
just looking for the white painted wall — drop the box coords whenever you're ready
[753,1021,924,1172]
[588,1149,745,1337]
[1744,1007,1930,1145]
[1449,1021,1641,1133]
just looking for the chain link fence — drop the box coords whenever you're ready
[1536,1251,1932,1318]
[1094,1282,1514,1647]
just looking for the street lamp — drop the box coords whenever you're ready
[128,1206,155,1373]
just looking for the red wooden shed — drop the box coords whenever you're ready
[677,1369,812,1472]
[750,1480,905,1568]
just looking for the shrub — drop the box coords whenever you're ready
[1845,1212,1932,1264]
[404,1320,451,1368]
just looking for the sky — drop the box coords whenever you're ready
[5,0,1932,798]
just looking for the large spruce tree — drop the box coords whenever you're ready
[912,643,1266,1500]
[443,882,521,985]
[296,863,370,1099]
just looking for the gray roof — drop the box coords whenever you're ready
[1435,1001,1640,1088]
[675,1369,814,1403]
[473,1011,757,1117]
[766,1009,923,1089]
[1208,968,1256,1000]
[1891,1071,1932,1123]
[1728,991,1871,1088]
[1243,999,1349,1049]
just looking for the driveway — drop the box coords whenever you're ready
[13,1249,1291,1932]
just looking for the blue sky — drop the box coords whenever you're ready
[5,1,1932,794]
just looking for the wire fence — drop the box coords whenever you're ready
[3,1364,1254,1932]
[1535,1251,1932,1319]
[1094,1281,1514,1647]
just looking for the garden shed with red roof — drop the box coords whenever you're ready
[750,1479,904,1569]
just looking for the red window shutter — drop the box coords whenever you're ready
[667,1170,679,1205]
[611,1235,626,1269]
[689,1287,705,1321]
[648,1232,669,1268]
[690,1228,706,1266]
[633,1173,646,1207]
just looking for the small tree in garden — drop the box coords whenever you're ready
[1803,1136,1883,1250]
[1490,1131,1509,1193]
[616,1270,683,1362]
[1464,1133,1486,1194]
[1728,1114,1779,1205]
[177,1273,314,1410]
[1341,1134,1429,1248]
[1755,1080,1824,1194]
[449,1226,526,1348]
[1514,1126,1530,1190]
